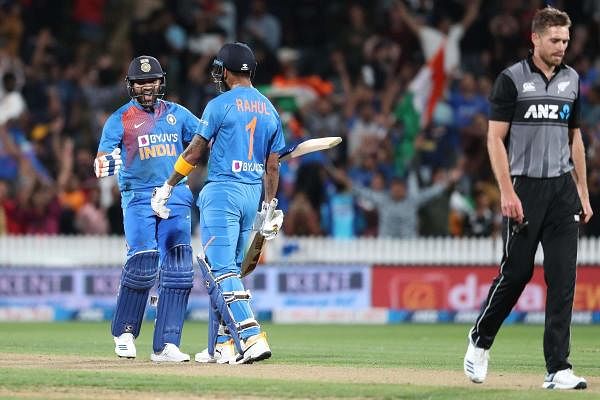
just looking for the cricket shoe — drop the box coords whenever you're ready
[151,343,190,362]
[233,332,271,364]
[195,339,236,364]
[464,329,489,383]
[542,368,587,390]
[114,333,136,358]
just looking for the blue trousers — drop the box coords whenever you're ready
[198,181,262,340]
[122,184,193,258]
[197,181,261,275]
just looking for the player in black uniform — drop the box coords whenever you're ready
[463,6,592,390]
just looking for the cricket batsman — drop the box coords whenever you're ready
[95,55,202,362]
[151,42,285,364]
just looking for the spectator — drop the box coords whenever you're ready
[241,0,281,52]
[75,185,108,234]
[329,166,461,238]
[284,191,321,236]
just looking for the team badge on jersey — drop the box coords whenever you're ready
[167,114,177,125]
[557,81,570,93]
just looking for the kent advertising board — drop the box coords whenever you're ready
[0,264,371,321]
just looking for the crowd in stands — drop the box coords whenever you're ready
[2,0,600,238]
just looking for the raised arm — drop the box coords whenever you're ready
[395,1,422,37]
[460,0,481,31]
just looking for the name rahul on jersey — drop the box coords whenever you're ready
[235,99,271,114]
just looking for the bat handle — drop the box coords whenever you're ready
[266,198,278,220]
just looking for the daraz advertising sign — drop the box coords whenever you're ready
[371,265,600,312]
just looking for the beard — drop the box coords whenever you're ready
[540,50,564,67]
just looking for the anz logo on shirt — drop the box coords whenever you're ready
[138,133,179,160]
[523,103,571,121]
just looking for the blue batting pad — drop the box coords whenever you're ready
[111,251,159,337]
[198,256,243,352]
[219,274,260,340]
[153,244,193,353]
[207,302,220,356]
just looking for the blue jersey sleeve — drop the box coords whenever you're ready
[178,105,203,145]
[270,115,286,154]
[197,100,221,142]
[98,112,123,153]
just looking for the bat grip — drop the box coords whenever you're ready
[265,198,278,221]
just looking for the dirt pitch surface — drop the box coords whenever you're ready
[2,353,599,398]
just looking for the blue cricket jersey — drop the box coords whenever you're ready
[98,99,202,191]
[197,86,286,184]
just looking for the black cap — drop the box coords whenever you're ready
[216,42,256,73]
[126,55,165,82]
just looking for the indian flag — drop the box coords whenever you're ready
[394,46,447,174]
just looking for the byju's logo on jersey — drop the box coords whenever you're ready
[523,104,570,120]
[232,160,264,173]
[138,133,179,160]
[138,135,149,147]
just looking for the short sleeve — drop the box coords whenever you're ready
[197,100,219,141]
[569,79,581,129]
[489,73,517,122]
[179,106,202,144]
[269,115,286,154]
[98,112,124,153]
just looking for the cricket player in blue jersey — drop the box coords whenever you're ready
[95,55,202,362]
[152,42,286,364]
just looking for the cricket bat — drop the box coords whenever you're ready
[278,136,342,161]
[241,198,277,278]
[241,137,343,278]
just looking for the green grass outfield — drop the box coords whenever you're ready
[1,322,599,399]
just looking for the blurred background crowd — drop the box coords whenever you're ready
[2,0,600,238]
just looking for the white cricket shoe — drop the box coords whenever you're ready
[542,368,587,390]
[464,330,489,383]
[195,339,236,364]
[114,333,136,359]
[234,332,271,364]
[151,343,190,362]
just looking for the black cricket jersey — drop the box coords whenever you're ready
[488,54,581,178]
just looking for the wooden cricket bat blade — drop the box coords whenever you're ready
[279,136,342,161]
[241,231,266,277]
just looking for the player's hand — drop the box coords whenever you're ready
[151,181,173,219]
[581,198,593,223]
[254,199,284,240]
[94,148,122,178]
[500,188,524,223]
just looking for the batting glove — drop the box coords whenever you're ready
[94,148,122,178]
[151,181,173,219]
[255,199,284,240]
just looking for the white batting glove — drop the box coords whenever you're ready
[151,181,173,219]
[254,199,284,240]
[94,148,122,178]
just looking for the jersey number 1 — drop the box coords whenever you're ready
[245,116,257,160]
